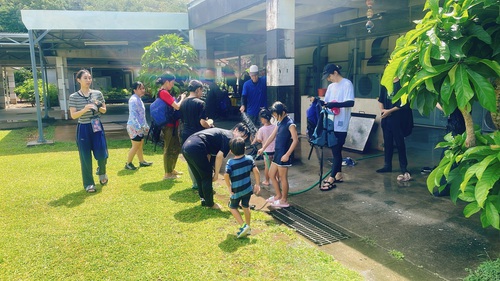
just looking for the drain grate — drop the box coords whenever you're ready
[270,206,349,246]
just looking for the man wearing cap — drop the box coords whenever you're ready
[319,63,355,191]
[240,65,267,126]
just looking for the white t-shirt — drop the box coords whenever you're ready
[324,78,354,132]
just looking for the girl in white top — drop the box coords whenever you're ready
[320,64,355,191]
[251,108,276,186]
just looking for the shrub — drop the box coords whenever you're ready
[464,258,500,281]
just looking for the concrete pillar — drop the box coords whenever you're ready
[56,57,70,119]
[7,68,17,104]
[266,0,296,118]
[189,29,208,72]
[0,66,6,109]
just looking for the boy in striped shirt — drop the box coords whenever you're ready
[224,137,261,238]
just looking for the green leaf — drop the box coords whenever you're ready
[463,201,481,218]
[475,163,500,207]
[430,41,450,61]
[468,24,492,45]
[460,163,480,192]
[439,76,453,105]
[459,190,477,203]
[467,69,497,112]
[454,64,474,108]
[484,201,500,230]
[448,37,468,59]
[477,59,500,78]
[424,0,440,15]
[420,43,436,73]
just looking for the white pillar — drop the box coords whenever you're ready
[56,57,70,120]
[7,68,17,105]
[266,0,295,110]
[189,29,208,71]
[0,66,6,109]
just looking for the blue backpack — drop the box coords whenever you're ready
[150,96,180,127]
[309,106,337,148]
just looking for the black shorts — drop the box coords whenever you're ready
[131,134,144,142]
[228,192,252,209]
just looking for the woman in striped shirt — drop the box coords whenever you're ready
[68,69,109,193]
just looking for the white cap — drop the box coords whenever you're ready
[249,65,259,75]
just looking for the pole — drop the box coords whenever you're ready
[28,29,46,143]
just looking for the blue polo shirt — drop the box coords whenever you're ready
[242,76,267,116]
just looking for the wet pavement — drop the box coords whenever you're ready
[1,103,499,280]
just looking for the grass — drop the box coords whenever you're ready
[0,127,362,280]
[388,250,405,261]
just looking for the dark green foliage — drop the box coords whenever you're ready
[465,259,500,281]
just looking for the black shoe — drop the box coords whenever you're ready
[376,167,392,173]
[139,161,153,167]
[124,162,137,170]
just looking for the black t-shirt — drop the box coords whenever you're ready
[180,97,207,141]
[189,128,233,158]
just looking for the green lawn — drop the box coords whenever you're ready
[0,127,361,280]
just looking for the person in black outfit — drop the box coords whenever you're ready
[376,78,413,181]
[181,123,250,209]
[180,80,213,190]
[180,80,212,144]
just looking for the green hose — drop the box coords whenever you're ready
[288,153,384,196]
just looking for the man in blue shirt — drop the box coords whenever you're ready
[240,65,267,126]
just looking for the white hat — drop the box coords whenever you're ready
[249,65,259,75]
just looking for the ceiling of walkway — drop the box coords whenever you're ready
[189,0,425,59]
[0,0,426,68]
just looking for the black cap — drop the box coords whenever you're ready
[321,63,341,80]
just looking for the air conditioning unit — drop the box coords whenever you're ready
[354,73,381,99]
[483,110,497,132]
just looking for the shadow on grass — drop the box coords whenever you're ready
[169,188,199,203]
[218,234,257,253]
[48,189,98,208]
[174,206,231,223]
[140,180,175,192]
[117,169,140,176]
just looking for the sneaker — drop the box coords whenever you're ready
[397,172,412,182]
[139,161,153,167]
[237,224,251,238]
[124,162,137,170]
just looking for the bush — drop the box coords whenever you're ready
[14,79,59,106]
[465,259,500,281]
[102,88,130,101]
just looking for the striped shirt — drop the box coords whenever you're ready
[68,90,105,124]
[225,155,255,199]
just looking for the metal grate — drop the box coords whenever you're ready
[270,206,349,246]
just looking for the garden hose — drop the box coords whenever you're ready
[288,153,384,196]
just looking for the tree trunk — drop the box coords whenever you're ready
[461,108,476,148]
[492,77,500,130]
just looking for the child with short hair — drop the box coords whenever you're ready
[257,101,298,208]
[224,137,261,238]
[251,108,276,186]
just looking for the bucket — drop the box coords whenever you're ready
[318,88,327,97]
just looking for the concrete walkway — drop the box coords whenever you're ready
[1,104,498,280]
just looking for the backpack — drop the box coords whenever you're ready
[306,97,322,139]
[309,106,337,148]
[150,96,180,127]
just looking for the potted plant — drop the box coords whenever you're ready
[381,0,500,229]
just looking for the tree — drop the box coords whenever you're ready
[139,33,198,95]
[382,0,500,230]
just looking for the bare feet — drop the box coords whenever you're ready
[262,180,270,186]
[163,174,178,180]
[172,170,183,175]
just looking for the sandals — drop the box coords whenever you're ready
[320,181,336,191]
[99,174,108,185]
[85,185,96,193]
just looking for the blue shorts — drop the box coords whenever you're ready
[228,192,252,209]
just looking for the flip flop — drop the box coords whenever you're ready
[334,178,344,183]
[320,181,336,191]
[266,196,276,203]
